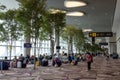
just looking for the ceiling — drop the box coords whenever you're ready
[0,0,116,32]
[0,0,117,43]
[46,0,116,32]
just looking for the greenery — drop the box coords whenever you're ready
[90,44,101,53]
[0,0,104,59]
[83,42,103,54]
[40,9,66,57]
[62,25,76,53]
[0,10,22,41]
[74,28,85,53]
[38,11,55,58]
[62,26,85,53]
[50,10,66,53]
[15,0,47,69]
[0,9,22,60]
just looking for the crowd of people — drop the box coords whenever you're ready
[2,51,114,71]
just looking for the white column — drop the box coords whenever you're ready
[112,0,120,57]
[108,35,116,54]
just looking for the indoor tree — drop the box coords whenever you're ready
[15,0,47,69]
[83,43,92,52]
[49,9,66,53]
[73,28,85,53]
[38,11,55,58]
[38,9,66,58]
[61,26,85,54]
[0,9,22,60]
[90,43,102,54]
[61,25,76,54]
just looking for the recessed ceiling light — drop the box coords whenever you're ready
[83,29,93,32]
[66,12,84,16]
[64,1,87,8]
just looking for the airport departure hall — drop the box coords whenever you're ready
[0,0,120,80]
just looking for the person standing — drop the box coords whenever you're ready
[106,53,110,61]
[85,52,93,71]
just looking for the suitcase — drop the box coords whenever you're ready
[17,61,22,68]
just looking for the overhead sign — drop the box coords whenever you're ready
[99,42,108,45]
[56,46,61,49]
[89,32,113,37]
[24,43,32,48]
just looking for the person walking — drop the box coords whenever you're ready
[85,52,93,71]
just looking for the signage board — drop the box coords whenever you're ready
[56,46,61,49]
[89,32,113,37]
[24,43,32,48]
[99,42,108,45]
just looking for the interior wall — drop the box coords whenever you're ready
[116,27,120,56]
[112,0,120,56]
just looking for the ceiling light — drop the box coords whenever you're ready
[64,1,87,8]
[83,29,93,32]
[66,12,84,16]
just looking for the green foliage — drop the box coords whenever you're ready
[40,9,66,41]
[16,0,47,69]
[48,9,66,35]
[83,43,102,53]
[38,14,52,41]
[51,12,66,32]
[90,44,102,53]
[0,10,22,42]
[83,43,92,52]
[61,26,85,53]
[17,0,46,14]
[15,9,32,37]
[62,25,76,43]
[73,28,85,52]
[0,23,8,41]
[16,0,47,38]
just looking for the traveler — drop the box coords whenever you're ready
[85,52,93,71]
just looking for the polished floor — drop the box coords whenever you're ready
[0,56,120,80]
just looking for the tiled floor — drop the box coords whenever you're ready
[0,56,120,80]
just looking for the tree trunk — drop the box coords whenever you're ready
[24,36,31,57]
[55,27,60,53]
[36,39,40,57]
[9,41,12,60]
[33,37,37,70]
[9,35,13,60]
[68,37,73,54]
[50,35,54,59]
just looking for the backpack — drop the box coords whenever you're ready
[86,54,93,62]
